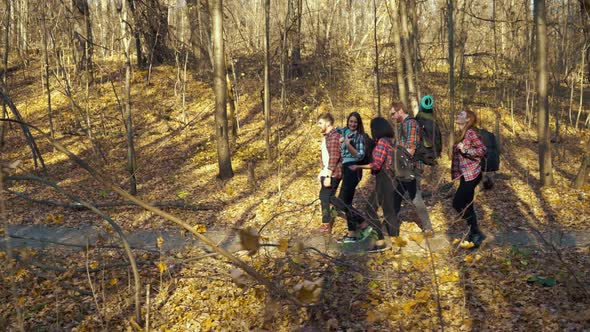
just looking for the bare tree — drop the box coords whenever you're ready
[389,0,407,107]
[264,0,272,160]
[535,0,554,186]
[573,136,590,189]
[448,0,455,155]
[118,0,138,195]
[373,0,381,115]
[0,0,10,148]
[209,0,234,179]
[399,0,419,115]
[40,1,53,141]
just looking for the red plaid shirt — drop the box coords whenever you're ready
[370,137,394,173]
[451,128,486,181]
[398,117,423,169]
[322,128,343,179]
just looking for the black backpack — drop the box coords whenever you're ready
[358,134,376,165]
[479,128,500,172]
[414,114,443,166]
[384,138,415,182]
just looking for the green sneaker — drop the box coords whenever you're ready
[358,226,375,240]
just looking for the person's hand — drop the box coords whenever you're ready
[349,165,359,171]
[457,142,465,152]
[339,136,344,143]
[323,177,331,187]
[343,136,351,146]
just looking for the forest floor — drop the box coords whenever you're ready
[1,57,589,331]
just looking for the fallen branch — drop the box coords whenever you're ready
[5,188,219,211]
[4,173,143,324]
[1,118,302,307]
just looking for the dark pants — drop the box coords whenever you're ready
[319,176,341,223]
[453,173,482,232]
[366,171,399,239]
[393,176,433,231]
[338,162,363,231]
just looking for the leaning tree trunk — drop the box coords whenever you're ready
[535,0,554,186]
[447,0,455,156]
[119,0,138,196]
[263,0,272,160]
[290,0,303,77]
[573,136,590,189]
[0,0,10,148]
[390,0,407,107]
[209,0,234,179]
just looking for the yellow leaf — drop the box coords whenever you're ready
[109,278,118,286]
[278,238,289,253]
[402,300,415,314]
[156,236,164,249]
[196,224,207,233]
[474,254,482,262]
[459,241,475,249]
[89,261,99,269]
[440,272,459,283]
[392,237,408,247]
[17,296,25,306]
[452,238,460,245]
[354,272,364,284]
[157,261,167,273]
[409,233,424,243]
[464,255,474,263]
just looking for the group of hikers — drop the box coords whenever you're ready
[316,96,488,252]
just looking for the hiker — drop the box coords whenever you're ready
[390,102,434,236]
[349,117,399,252]
[452,110,487,247]
[316,112,342,235]
[336,112,368,243]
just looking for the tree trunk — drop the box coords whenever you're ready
[128,0,145,67]
[263,0,272,160]
[373,0,381,116]
[40,5,53,142]
[535,0,554,186]
[390,0,407,107]
[573,136,590,189]
[399,0,419,115]
[447,0,455,156]
[209,0,234,179]
[119,0,138,197]
[290,0,303,77]
[0,0,10,148]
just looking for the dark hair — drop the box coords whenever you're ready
[317,112,334,125]
[347,112,365,135]
[370,117,395,140]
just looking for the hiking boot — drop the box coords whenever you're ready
[357,226,374,240]
[368,240,389,253]
[468,231,487,248]
[337,236,358,244]
[317,223,333,235]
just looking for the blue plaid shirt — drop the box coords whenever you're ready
[340,128,365,164]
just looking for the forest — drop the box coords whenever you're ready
[0,0,589,330]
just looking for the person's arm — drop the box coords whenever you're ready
[460,129,486,158]
[403,120,419,156]
[349,138,387,171]
[344,134,365,159]
[326,132,341,177]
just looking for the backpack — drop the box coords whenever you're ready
[358,134,376,165]
[414,114,443,166]
[479,128,500,172]
[384,138,415,182]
